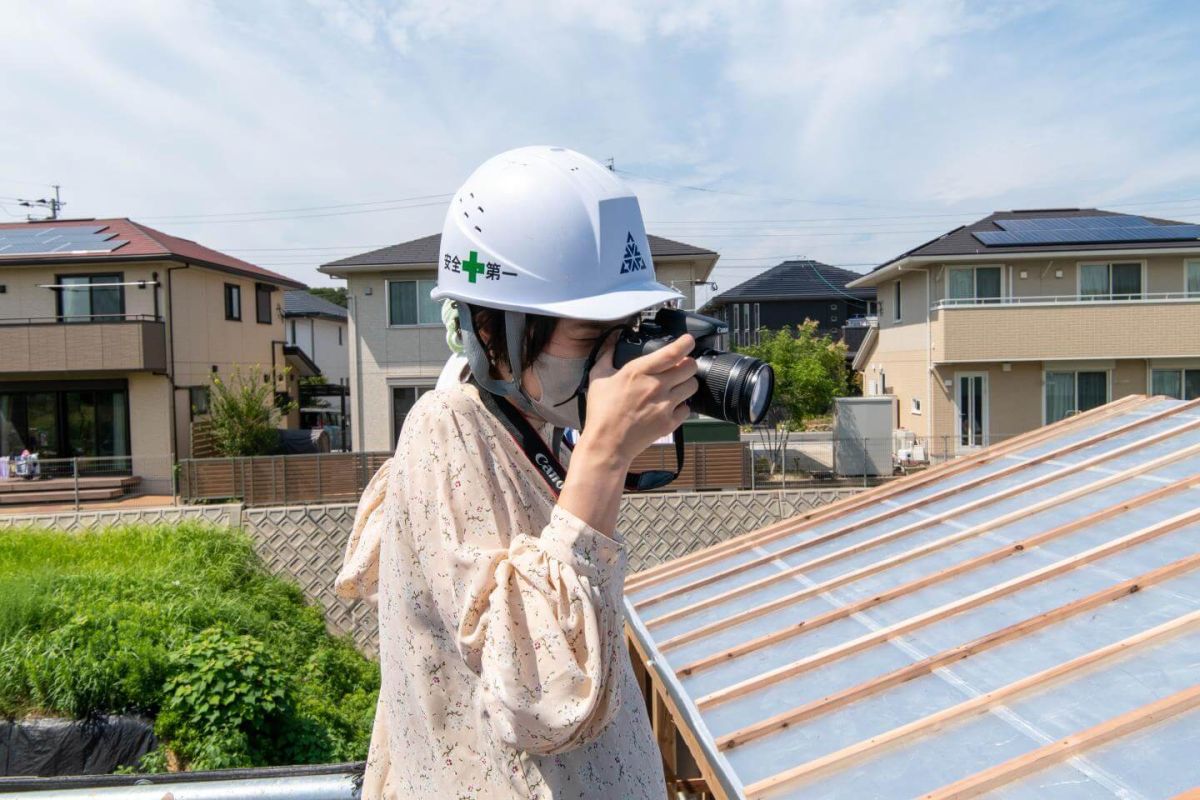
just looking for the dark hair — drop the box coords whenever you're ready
[463,304,559,379]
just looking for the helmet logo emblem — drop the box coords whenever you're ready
[461,251,487,283]
[620,233,647,274]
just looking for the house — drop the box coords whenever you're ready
[624,395,1200,799]
[319,233,719,453]
[0,218,305,494]
[703,260,876,355]
[847,208,1200,457]
[283,290,351,449]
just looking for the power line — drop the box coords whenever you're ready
[145,199,449,226]
[138,192,452,221]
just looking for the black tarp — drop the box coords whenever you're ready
[0,714,157,776]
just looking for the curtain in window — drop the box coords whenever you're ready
[417,280,441,324]
[1187,263,1200,297]
[1045,372,1075,423]
[1186,370,1200,401]
[1076,371,1107,412]
[1111,263,1141,299]
[1079,265,1108,298]
[948,268,974,300]
[389,282,417,325]
[1152,370,1183,399]
[975,267,1002,300]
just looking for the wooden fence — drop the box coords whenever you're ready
[179,452,392,505]
[179,442,749,506]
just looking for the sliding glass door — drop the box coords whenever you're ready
[1045,370,1109,424]
[955,372,989,451]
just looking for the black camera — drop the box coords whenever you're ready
[612,308,775,425]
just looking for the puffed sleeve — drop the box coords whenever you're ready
[395,391,628,755]
[334,457,392,606]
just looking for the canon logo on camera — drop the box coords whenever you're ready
[534,453,565,490]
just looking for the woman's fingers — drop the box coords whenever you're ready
[660,358,698,388]
[669,377,699,405]
[637,334,695,373]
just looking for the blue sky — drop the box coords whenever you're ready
[4,1,1199,305]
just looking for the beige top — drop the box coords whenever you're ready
[335,382,665,799]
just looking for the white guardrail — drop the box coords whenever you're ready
[932,292,1200,309]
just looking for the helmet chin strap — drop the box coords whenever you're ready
[457,303,539,417]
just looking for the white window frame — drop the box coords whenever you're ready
[893,280,902,322]
[752,303,760,344]
[1185,260,1200,298]
[947,265,1005,303]
[953,371,989,452]
[385,279,441,328]
[1075,260,1147,300]
[389,383,434,444]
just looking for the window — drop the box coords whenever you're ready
[1151,369,1200,400]
[256,283,273,324]
[387,280,440,326]
[392,386,432,440]
[338,325,343,346]
[57,273,124,322]
[893,280,902,321]
[189,386,210,419]
[752,303,760,344]
[911,398,921,415]
[1080,262,1142,300]
[731,303,741,346]
[948,266,1002,303]
[1187,261,1200,297]
[224,284,242,321]
[288,320,296,344]
[1046,370,1109,424]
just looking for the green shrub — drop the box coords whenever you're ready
[0,522,379,772]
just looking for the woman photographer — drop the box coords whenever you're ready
[336,146,697,799]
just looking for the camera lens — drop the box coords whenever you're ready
[693,352,775,425]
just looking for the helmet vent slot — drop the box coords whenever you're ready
[474,226,482,233]
[477,206,484,213]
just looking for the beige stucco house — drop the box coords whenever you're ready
[319,233,719,453]
[848,208,1200,458]
[0,217,306,493]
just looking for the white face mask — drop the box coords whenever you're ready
[524,352,588,430]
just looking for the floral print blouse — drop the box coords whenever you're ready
[335,382,666,799]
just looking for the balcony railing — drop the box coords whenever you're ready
[0,316,167,373]
[932,292,1200,310]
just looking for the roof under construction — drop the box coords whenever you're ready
[624,394,1200,799]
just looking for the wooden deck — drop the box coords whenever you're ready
[0,475,142,505]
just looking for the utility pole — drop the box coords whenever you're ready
[604,157,614,172]
[18,185,64,220]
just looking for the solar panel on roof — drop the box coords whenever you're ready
[0,226,126,256]
[625,395,1200,799]
[972,214,1200,246]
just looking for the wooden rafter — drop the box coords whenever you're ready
[699,509,1200,710]
[742,609,1200,797]
[672,467,1200,673]
[644,411,1200,621]
[713,549,1200,749]
[663,459,1200,654]
[622,396,1146,594]
[921,683,1200,799]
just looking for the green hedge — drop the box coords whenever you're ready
[0,522,378,772]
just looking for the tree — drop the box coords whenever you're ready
[207,365,294,457]
[308,287,347,308]
[737,321,849,474]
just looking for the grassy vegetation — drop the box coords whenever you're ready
[0,522,378,772]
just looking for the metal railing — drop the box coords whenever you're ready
[0,313,161,325]
[932,292,1200,309]
[0,454,142,510]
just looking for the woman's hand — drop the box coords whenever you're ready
[577,332,699,468]
[557,332,698,538]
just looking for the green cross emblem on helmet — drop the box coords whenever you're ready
[461,251,486,283]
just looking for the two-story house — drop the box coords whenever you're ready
[319,233,718,452]
[848,208,1200,458]
[702,259,877,359]
[0,218,305,494]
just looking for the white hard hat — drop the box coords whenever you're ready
[431,146,682,321]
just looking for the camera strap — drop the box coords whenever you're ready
[472,380,684,497]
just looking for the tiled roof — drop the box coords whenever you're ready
[0,218,305,288]
[871,208,1199,273]
[709,260,875,304]
[282,290,347,319]
[320,233,716,269]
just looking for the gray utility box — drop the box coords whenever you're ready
[833,396,896,477]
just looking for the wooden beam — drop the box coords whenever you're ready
[698,508,1200,710]
[714,550,1200,750]
[644,411,1200,619]
[663,464,1200,654]
[624,624,731,800]
[623,396,1145,593]
[671,466,1200,671]
[743,609,1200,797]
[921,683,1200,799]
